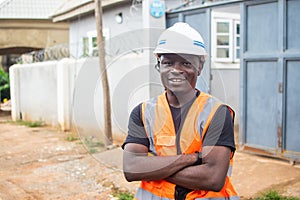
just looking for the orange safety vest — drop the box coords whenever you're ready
[135,91,239,200]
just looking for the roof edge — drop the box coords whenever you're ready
[52,0,131,22]
[51,0,93,18]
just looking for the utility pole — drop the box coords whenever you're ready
[94,0,113,146]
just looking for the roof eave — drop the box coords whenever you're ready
[52,0,130,22]
[52,1,94,22]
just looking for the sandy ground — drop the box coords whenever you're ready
[0,111,300,200]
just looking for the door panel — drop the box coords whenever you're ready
[285,61,300,152]
[246,2,278,53]
[245,61,278,148]
[287,0,300,50]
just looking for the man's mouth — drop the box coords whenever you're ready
[169,78,186,82]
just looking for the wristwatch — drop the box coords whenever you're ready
[194,151,202,165]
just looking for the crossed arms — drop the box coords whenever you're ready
[123,143,231,192]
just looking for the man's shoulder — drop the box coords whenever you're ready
[142,92,165,106]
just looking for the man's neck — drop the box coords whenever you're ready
[166,89,196,108]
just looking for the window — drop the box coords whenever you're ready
[216,20,231,59]
[87,31,98,56]
[213,18,240,63]
[234,21,240,62]
[82,29,110,57]
[82,37,89,57]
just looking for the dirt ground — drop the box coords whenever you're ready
[0,110,300,200]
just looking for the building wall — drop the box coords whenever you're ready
[0,20,69,50]
[69,2,143,58]
[210,68,239,125]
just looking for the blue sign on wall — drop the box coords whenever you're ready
[150,0,165,18]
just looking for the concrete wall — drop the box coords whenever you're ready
[10,61,59,126]
[10,54,163,143]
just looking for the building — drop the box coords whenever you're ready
[0,0,69,70]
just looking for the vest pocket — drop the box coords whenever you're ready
[156,135,176,146]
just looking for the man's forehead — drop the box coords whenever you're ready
[160,53,198,61]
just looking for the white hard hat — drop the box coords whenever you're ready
[153,22,207,58]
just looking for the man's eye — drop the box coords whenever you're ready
[162,61,173,66]
[182,62,192,66]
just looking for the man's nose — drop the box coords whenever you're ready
[172,62,184,72]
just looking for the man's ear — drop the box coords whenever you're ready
[155,60,160,72]
[197,70,201,76]
[197,64,203,76]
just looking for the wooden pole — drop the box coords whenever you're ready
[94,0,113,146]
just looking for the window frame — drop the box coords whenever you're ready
[212,13,240,64]
[234,20,240,62]
[214,19,233,62]
[87,31,98,56]
[82,29,110,57]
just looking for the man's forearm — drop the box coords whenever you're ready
[123,152,197,182]
[166,164,208,190]
[166,146,231,191]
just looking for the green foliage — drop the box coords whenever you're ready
[14,120,45,128]
[255,190,300,200]
[88,148,98,154]
[113,191,134,200]
[83,137,105,154]
[65,133,79,141]
[0,68,10,102]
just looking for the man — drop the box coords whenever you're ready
[122,22,239,200]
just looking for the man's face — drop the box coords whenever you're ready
[159,53,202,94]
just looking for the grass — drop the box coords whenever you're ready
[254,190,300,200]
[65,133,79,141]
[13,120,44,127]
[83,137,105,154]
[112,188,134,200]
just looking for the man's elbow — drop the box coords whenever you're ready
[210,182,225,192]
[123,172,136,182]
[194,176,226,192]
[207,177,226,192]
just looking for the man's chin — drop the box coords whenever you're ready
[168,88,192,96]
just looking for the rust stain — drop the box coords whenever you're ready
[277,126,282,150]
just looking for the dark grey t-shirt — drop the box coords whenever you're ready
[122,93,236,153]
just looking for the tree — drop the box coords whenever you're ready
[94,0,113,146]
[0,68,10,103]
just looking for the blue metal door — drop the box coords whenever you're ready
[241,0,280,153]
[284,0,300,155]
[241,0,300,160]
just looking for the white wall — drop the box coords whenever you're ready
[210,68,240,125]
[9,54,162,142]
[10,61,59,126]
[210,9,241,126]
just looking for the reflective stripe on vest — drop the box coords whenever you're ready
[137,92,239,200]
[135,187,171,200]
[195,196,240,200]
